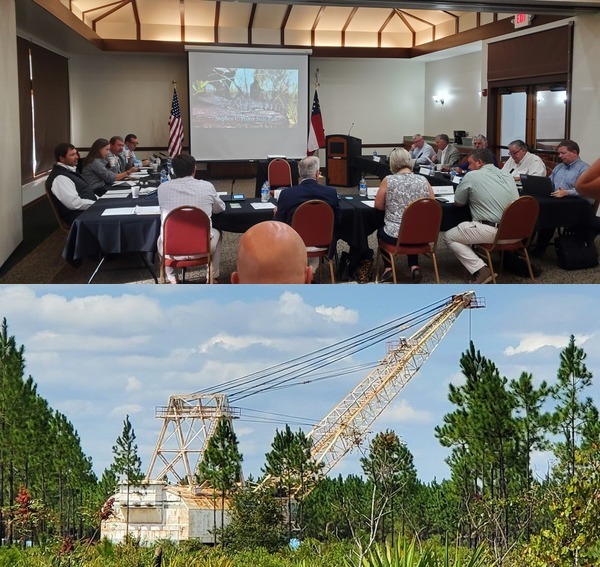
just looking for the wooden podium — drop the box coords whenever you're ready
[326,134,362,187]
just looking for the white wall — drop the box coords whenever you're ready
[571,13,600,163]
[69,52,188,151]
[310,57,426,152]
[0,0,23,265]
[423,51,485,139]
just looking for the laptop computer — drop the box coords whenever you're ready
[520,174,554,197]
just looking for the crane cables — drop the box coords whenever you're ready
[193,295,455,403]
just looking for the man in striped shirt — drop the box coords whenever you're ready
[158,153,225,283]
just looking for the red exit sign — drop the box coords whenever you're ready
[514,13,533,29]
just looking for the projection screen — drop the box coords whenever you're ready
[187,47,310,161]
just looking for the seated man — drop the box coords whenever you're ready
[107,136,129,173]
[157,153,225,283]
[435,134,460,168]
[455,134,497,173]
[274,155,340,275]
[231,221,312,284]
[443,148,519,284]
[530,139,590,256]
[409,134,436,166]
[124,133,144,167]
[48,143,97,224]
[501,139,546,181]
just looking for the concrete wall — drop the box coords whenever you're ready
[0,0,23,266]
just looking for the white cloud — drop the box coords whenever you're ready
[27,331,151,352]
[382,399,432,424]
[315,305,358,324]
[126,376,143,392]
[110,404,143,418]
[0,288,162,333]
[198,333,276,353]
[504,333,593,356]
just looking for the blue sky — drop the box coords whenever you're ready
[1,285,598,485]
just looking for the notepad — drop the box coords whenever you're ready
[361,200,375,207]
[101,206,161,216]
[250,202,276,210]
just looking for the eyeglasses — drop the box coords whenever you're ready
[508,148,524,157]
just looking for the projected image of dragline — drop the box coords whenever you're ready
[191,67,298,128]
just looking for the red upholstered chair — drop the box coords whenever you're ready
[160,206,213,284]
[291,199,336,283]
[474,195,540,283]
[267,159,293,189]
[375,198,442,284]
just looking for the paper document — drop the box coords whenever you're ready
[139,187,157,196]
[434,186,454,196]
[361,200,375,208]
[134,206,161,215]
[250,202,276,210]
[217,191,228,196]
[101,207,135,216]
[99,192,130,199]
[367,187,377,199]
[112,181,136,187]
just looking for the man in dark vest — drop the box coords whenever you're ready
[48,143,97,225]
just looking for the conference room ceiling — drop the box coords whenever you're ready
[30,0,599,54]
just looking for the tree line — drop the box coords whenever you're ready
[2,316,600,565]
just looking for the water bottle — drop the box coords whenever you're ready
[160,167,168,184]
[372,150,378,160]
[261,180,270,203]
[359,177,367,197]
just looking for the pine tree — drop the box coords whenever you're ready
[197,416,243,543]
[550,335,595,480]
[360,430,417,543]
[263,424,321,538]
[111,415,144,540]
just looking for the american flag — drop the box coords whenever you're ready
[168,86,184,158]
[307,90,325,155]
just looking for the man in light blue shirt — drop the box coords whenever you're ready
[124,133,144,167]
[549,139,589,197]
[531,139,590,256]
[409,134,436,166]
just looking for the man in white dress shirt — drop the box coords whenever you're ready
[501,139,546,181]
[158,153,225,283]
[48,143,97,225]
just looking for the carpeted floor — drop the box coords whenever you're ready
[2,178,599,284]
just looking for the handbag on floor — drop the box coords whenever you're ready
[554,231,598,270]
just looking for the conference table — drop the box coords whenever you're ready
[62,181,595,283]
[62,187,161,283]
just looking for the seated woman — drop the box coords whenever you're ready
[81,138,137,196]
[374,147,434,283]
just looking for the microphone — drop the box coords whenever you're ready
[509,168,515,174]
[348,122,355,136]
[230,178,236,198]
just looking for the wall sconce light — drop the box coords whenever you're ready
[433,95,445,105]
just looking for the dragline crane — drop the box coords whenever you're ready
[305,291,480,478]
[146,291,482,488]
[103,292,482,545]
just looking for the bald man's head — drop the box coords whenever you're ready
[231,221,312,284]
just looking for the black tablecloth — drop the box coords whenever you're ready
[255,159,300,197]
[63,193,161,264]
